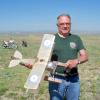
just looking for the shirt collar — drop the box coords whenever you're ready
[58,33,71,38]
[58,33,66,38]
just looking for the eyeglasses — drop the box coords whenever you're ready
[58,23,71,26]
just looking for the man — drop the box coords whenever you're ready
[21,14,88,100]
[48,14,88,100]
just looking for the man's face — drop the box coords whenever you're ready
[57,16,71,37]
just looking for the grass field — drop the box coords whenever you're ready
[0,34,100,100]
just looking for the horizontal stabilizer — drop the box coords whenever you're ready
[9,60,20,67]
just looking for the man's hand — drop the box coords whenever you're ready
[20,63,33,69]
[65,59,79,69]
[20,59,33,69]
[65,49,88,69]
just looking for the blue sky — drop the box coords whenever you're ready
[0,0,100,33]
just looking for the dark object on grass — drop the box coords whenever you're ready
[22,40,28,47]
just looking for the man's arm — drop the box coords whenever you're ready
[20,59,34,69]
[78,49,88,64]
[65,49,88,69]
[20,62,33,69]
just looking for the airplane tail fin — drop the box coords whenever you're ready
[13,50,22,59]
[8,50,22,67]
[8,50,34,68]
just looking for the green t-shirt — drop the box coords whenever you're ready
[52,33,85,74]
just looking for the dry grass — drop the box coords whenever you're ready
[0,34,100,100]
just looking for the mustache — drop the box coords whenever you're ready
[63,27,70,30]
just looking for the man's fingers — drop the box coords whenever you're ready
[65,62,70,67]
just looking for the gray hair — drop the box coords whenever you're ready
[57,14,71,20]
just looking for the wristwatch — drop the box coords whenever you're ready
[78,60,81,64]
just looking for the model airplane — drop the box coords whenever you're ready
[9,34,55,90]
[8,34,68,91]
